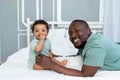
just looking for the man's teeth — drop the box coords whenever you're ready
[74,39,79,42]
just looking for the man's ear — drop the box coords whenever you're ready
[87,28,91,34]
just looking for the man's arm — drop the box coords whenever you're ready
[36,54,99,77]
[50,62,98,77]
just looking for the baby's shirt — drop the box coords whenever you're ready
[28,38,51,69]
[30,38,51,56]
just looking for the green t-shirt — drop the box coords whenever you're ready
[28,38,51,69]
[80,33,120,70]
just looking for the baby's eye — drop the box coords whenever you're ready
[42,30,46,32]
[35,30,39,32]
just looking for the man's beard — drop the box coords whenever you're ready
[75,41,87,49]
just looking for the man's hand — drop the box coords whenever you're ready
[35,54,54,70]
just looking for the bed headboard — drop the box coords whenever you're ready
[25,18,103,48]
[20,0,103,49]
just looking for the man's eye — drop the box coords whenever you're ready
[69,32,72,35]
[75,30,80,33]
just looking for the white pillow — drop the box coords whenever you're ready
[47,29,74,48]
[52,47,78,56]
[55,55,83,71]
[47,29,65,39]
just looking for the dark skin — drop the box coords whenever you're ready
[35,20,99,77]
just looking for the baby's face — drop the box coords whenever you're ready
[33,24,48,40]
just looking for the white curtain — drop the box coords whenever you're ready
[103,0,120,42]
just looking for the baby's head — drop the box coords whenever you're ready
[31,20,49,40]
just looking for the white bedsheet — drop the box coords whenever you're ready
[0,47,120,80]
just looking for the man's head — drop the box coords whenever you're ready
[68,20,91,49]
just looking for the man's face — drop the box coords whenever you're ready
[68,22,91,49]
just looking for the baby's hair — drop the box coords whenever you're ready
[31,20,49,33]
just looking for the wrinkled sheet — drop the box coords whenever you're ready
[0,47,120,80]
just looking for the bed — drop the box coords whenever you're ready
[1,47,120,80]
[1,28,120,80]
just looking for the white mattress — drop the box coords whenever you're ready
[0,47,120,80]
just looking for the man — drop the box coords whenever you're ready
[35,20,120,77]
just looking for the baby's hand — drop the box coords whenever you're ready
[39,34,46,40]
[61,60,67,66]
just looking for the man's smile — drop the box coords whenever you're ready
[73,38,81,47]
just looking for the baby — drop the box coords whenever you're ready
[28,20,67,70]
